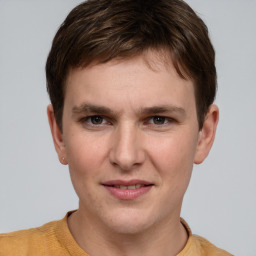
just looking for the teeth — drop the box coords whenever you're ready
[113,184,144,189]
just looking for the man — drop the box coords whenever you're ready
[0,0,232,255]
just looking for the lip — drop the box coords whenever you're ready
[102,179,152,186]
[102,179,153,200]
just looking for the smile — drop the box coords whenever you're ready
[111,184,148,189]
[102,180,153,200]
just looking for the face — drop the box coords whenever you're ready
[48,51,218,235]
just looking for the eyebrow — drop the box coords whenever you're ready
[72,104,115,116]
[72,103,186,117]
[139,105,186,116]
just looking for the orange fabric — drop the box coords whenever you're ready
[0,212,232,256]
[178,219,232,256]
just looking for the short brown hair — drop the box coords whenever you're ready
[46,0,216,130]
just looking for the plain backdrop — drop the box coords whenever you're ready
[0,1,256,255]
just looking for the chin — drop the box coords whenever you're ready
[102,208,158,235]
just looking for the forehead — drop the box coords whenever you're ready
[69,54,188,86]
[66,48,192,86]
[68,49,193,85]
[64,51,196,118]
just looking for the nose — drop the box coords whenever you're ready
[109,123,146,171]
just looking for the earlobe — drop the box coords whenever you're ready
[47,105,68,165]
[194,104,219,164]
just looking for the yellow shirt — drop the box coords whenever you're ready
[0,212,232,256]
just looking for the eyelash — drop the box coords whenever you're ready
[80,115,109,126]
[147,116,172,125]
[79,115,175,127]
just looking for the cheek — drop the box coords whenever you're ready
[64,134,113,216]
[64,133,109,189]
[66,130,108,165]
[147,132,198,183]
[65,138,106,211]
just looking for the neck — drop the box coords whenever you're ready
[68,210,188,256]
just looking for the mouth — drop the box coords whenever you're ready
[102,180,153,200]
[105,184,152,189]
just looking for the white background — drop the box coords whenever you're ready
[0,1,256,255]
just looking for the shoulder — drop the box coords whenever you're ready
[179,218,233,256]
[0,219,64,256]
[192,234,233,256]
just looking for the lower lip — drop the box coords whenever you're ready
[104,186,152,200]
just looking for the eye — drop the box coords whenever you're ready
[89,115,105,125]
[81,115,107,126]
[150,116,169,125]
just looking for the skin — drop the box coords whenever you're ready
[48,50,219,256]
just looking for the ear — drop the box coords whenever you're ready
[194,104,219,164]
[47,105,68,165]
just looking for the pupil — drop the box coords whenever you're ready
[92,116,102,124]
[153,116,165,124]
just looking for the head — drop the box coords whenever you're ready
[46,0,218,237]
[46,0,216,131]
